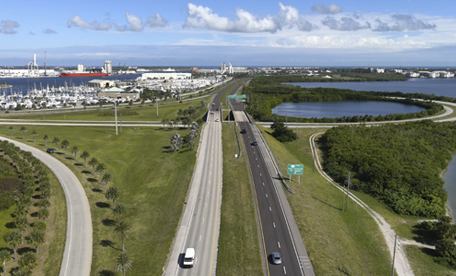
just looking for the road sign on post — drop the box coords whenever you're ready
[288,164,303,184]
[287,164,303,175]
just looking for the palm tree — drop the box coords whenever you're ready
[88,157,98,174]
[114,222,130,252]
[71,146,79,160]
[80,151,90,167]
[95,163,106,177]
[19,127,27,140]
[52,137,60,150]
[43,135,49,147]
[38,199,51,209]
[38,208,49,221]
[113,203,127,224]
[3,229,22,261]
[18,251,37,272]
[101,172,111,187]
[105,186,120,208]
[14,215,28,234]
[115,251,133,276]
[0,249,12,276]
[33,221,47,231]
[61,139,70,155]
[27,230,45,256]
[30,130,38,143]
[8,126,13,136]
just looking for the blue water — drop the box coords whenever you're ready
[287,78,456,98]
[272,101,426,118]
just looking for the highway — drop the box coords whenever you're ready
[0,136,92,276]
[164,80,244,276]
[231,99,315,276]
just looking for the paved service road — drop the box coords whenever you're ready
[0,136,92,276]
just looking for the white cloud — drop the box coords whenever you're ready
[312,4,342,15]
[67,15,111,30]
[43,28,57,34]
[373,14,436,32]
[322,16,371,31]
[147,14,168,27]
[184,3,280,33]
[278,2,314,31]
[116,12,143,32]
[0,20,20,34]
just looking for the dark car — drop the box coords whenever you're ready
[251,141,258,146]
[46,148,54,154]
[271,252,282,265]
[240,129,247,134]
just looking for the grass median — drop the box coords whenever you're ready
[217,122,262,276]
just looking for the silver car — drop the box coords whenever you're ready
[272,252,282,265]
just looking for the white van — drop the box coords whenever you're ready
[183,248,195,267]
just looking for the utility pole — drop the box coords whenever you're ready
[391,234,397,276]
[115,101,118,136]
[346,172,351,211]
[296,126,298,151]
[120,113,122,133]
[156,99,159,116]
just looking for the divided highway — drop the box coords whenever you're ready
[0,136,92,276]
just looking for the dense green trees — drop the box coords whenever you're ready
[270,121,296,142]
[318,120,456,217]
[244,76,443,123]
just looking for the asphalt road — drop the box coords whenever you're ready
[0,136,92,276]
[164,80,247,276]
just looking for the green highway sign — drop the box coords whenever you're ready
[287,164,303,175]
[228,95,237,99]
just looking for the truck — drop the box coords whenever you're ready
[183,248,195,267]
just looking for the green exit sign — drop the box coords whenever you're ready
[287,164,303,175]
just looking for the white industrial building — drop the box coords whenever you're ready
[88,79,116,88]
[140,71,191,80]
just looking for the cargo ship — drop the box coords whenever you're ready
[60,67,108,77]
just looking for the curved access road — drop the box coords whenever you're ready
[0,136,92,276]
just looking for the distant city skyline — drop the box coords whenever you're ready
[1,1,455,67]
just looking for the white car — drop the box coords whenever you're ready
[215,119,219,122]
[183,248,195,267]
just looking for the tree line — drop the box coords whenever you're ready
[0,140,50,275]
[317,120,456,217]
[244,78,443,123]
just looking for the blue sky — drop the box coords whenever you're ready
[1,0,455,67]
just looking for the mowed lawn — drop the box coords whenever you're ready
[259,126,392,276]
[0,124,197,275]
[1,96,212,122]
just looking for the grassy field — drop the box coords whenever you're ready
[0,95,212,122]
[259,126,393,275]
[216,122,262,276]
[0,124,197,275]
[260,125,456,275]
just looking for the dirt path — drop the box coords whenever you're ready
[309,133,415,276]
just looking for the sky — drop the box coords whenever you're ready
[1,0,455,67]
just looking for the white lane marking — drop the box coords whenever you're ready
[199,235,202,241]
[273,222,276,228]
[269,206,272,211]
[278,241,281,248]
[283,266,287,274]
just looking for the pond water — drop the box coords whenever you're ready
[271,101,426,118]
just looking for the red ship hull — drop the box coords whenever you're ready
[60,72,109,77]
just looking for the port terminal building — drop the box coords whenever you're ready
[88,79,116,88]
